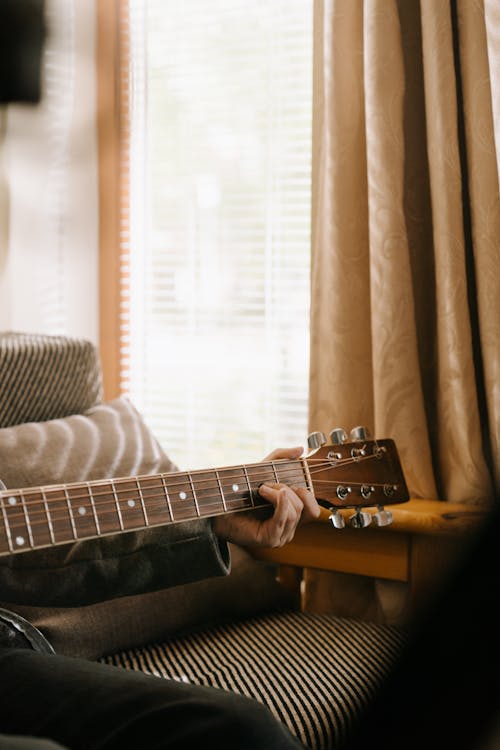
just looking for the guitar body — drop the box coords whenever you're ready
[0,607,55,654]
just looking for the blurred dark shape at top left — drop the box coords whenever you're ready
[0,0,46,104]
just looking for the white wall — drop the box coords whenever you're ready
[0,0,99,345]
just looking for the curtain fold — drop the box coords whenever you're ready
[310,0,499,506]
[458,0,500,495]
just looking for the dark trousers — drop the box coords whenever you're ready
[0,648,305,750]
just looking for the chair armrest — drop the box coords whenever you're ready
[347,498,489,536]
[250,499,490,613]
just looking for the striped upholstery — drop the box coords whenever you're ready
[1,332,408,749]
[101,611,407,750]
[0,332,102,428]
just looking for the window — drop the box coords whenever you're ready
[117,0,313,470]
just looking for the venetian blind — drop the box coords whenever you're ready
[122,0,313,470]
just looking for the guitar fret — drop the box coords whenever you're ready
[136,477,149,525]
[41,489,56,545]
[111,480,125,531]
[188,474,200,517]
[0,496,14,553]
[214,470,227,512]
[160,475,174,522]
[271,461,279,483]
[242,466,254,508]
[20,494,34,548]
[86,483,101,535]
[63,487,78,540]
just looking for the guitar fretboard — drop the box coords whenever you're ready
[0,459,310,556]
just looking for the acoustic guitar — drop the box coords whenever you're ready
[0,426,409,652]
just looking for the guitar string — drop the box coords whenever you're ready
[0,456,383,527]
[0,457,393,535]
[0,477,392,529]
[0,455,399,538]
[0,474,400,547]
[0,485,400,545]
[0,452,385,512]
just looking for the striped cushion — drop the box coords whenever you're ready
[0,332,102,428]
[0,396,176,492]
[101,611,407,750]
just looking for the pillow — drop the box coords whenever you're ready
[0,397,292,657]
[0,394,172,488]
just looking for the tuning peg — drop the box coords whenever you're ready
[307,431,327,450]
[349,508,372,529]
[329,428,348,445]
[350,425,371,442]
[372,506,393,527]
[328,509,346,529]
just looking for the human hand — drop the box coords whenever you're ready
[212,447,320,548]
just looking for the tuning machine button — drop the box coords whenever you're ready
[336,485,351,501]
[349,508,372,529]
[329,428,348,445]
[328,509,346,529]
[350,426,371,442]
[373,506,393,527]
[307,431,327,450]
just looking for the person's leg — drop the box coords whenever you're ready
[0,648,305,750]
[0,737,68,750]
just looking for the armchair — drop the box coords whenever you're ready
[0,331,412,750]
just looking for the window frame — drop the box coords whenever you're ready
[96,0,129,399]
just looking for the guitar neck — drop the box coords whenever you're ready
[0,458,311,557]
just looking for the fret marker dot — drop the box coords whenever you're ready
[78,506,86,516]
[179,492,187,500]
[232,484,239,492]
[15,536,25,546]
[8,496,17,506]
[127,499,136,508]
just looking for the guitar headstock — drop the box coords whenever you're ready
[305,426,409,529]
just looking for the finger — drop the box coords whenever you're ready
[266,489,297,546]
[259,483,303,517]
[263,446,304,462]
[291,486,321,522]
[258,485,302,546]
[260,482,318,523]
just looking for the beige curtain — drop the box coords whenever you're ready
[310,0,500,506]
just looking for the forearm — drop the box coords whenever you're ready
[0,519,231,608]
